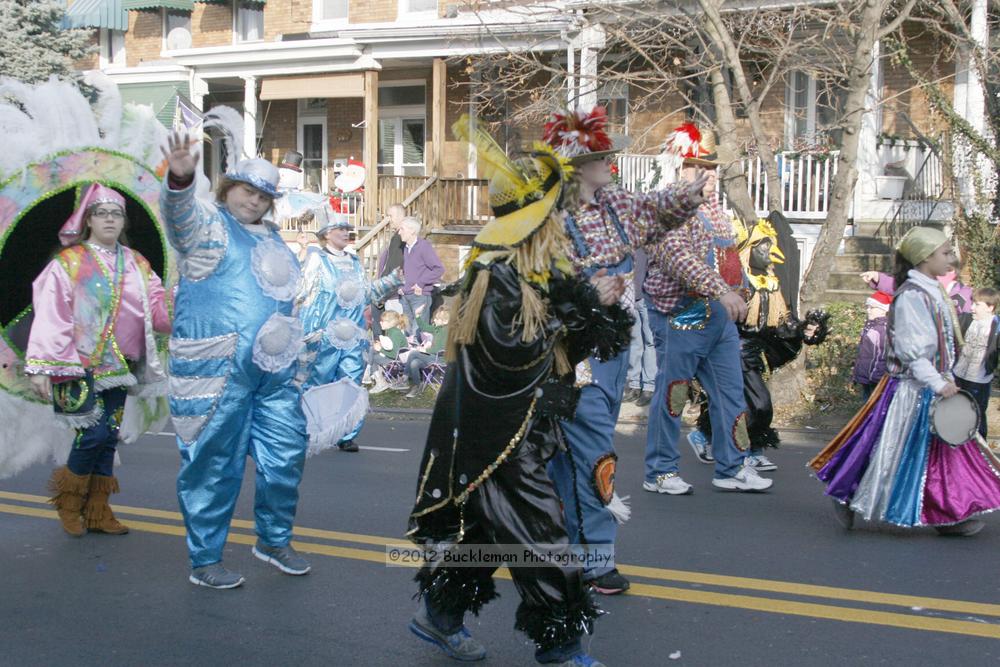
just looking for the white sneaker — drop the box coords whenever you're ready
[643,472,693,495]
[744,454,777,472]
[712,465,773,492]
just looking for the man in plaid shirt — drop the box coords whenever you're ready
[543,108,708,596]
[642,124,774,495]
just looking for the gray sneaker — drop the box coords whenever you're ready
[252,540,311,575]
[935,520,985,537]
[409,603,487,662]
[189,563,245,589]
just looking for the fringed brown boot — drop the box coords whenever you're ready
[84,475,129,535]
[48,467,90,537]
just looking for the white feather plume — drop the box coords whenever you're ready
[202,106,247,171]
[0,76,171,180]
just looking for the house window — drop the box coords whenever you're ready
[99,29,125,68]
[378,82,427,176]
[597,81,628,135]
[162,9,191,48]
[298,100,328,193]
[317,0,348,21]
[785,70,845,148]
[400,0,437,14]
[235,1,264,43]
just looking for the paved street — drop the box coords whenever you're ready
[2,416,999,666]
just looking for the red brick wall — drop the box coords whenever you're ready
[125,10,162,66]
[350,0,398,24]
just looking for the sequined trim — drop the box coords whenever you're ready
[169,333,238,361]
[733,412,750,452]
[168,375,228,401]
[667,380,689,417]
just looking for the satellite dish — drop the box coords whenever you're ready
[166,27,192,51]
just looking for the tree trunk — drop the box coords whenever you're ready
[799,1,886,308]
[702,13,758,226]
[699,0,782,215]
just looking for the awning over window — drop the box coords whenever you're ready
[119,81,191,128]
[64,0,129,31]
[194,0,266,4]
[122,0,194,10]
[260,74,365,101]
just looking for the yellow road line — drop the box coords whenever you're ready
[5,492,1000,620]
[3,502,999,639]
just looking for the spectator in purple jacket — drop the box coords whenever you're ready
[852,291,891,400]
[860,267,973,314]
[397,216,444,335]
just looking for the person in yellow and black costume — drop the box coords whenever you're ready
[405,117,633,667]
[694,215,829,471]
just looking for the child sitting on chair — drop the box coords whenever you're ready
[403,308,450,399]
[370,311,409,394]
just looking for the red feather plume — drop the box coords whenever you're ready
[544,106,612,156]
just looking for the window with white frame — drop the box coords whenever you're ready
[99,28,125,68]
[785,70,845,148]
[235,1,264,43]
[162,9,191,48]
[315,0,348,22]
[597,81,629,135]
[378,82,426,176]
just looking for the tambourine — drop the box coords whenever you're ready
[930,390,986,447]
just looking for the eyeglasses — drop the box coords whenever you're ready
[91,208,125,221]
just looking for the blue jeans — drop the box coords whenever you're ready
[645,301,748,480]
[956,377,991,438]
[66,387,127,477]
[627,299,657,391]
[402,293,432,336]
[549,350,629,579]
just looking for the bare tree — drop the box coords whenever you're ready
[455,0,920,304]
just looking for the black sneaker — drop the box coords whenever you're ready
[622,388,641,403]
[588,569,630,595]
[338,440,359,453]
[635,390,653,407]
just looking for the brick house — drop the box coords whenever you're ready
[62,0,988,298]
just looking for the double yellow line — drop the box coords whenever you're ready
[2,489,999,639]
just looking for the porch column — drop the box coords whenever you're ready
[431,57,447,176]
[242,75,257,159]
[190,75,208,111]
[953,0,988,213]
[577,24,605,111]
[364,69,379,227]
[854,39,882,212]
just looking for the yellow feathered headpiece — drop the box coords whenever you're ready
[452,115,573,252]
[738,219,785,265]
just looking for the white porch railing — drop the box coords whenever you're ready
[616,143,944,221]
[616,151,840,219]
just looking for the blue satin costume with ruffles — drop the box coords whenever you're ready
[161,181,307,569]
[296,247,399,443]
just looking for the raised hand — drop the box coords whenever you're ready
[160,130,200,180]
[684,172,711,207]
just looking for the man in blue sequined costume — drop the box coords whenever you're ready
[296,216,401,452]
[160,131,311,589]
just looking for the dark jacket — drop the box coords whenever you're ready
[853,316,888,386]
[958,313,1000,378]
[407,261,632,544]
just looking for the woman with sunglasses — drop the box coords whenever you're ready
[25,183,171,537]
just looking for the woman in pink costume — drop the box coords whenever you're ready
[25,184,171,537]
